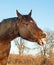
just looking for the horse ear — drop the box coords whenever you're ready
[16,10,23,19]
[28,10,32,16]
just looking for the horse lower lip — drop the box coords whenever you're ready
[38,38,46,45]
[39,41,43,45]
[41,38,46,44]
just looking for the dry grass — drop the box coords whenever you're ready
[7,54,54,65]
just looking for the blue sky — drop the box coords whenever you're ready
[0,0,54,54]
[0,0,54,31]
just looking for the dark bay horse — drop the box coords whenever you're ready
[0,10,46,65]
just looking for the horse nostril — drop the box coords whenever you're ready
[43,33,46,38]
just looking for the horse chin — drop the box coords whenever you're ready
[38,38,46,45]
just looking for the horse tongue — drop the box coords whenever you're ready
[39,38,46,45]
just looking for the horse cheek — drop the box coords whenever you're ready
[19,26,29,38]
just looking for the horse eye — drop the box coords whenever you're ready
[26,23,28,25]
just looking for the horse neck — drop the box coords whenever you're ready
[0,18,20,41]
[9,19,20,41]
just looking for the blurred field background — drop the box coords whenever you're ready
[7,54,54,65]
